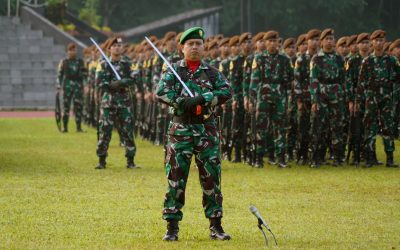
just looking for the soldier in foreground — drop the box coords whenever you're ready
[156,27,232,241]
[95,37,138,169]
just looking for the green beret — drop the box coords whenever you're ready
[179,27,205,45]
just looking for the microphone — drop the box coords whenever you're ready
[249,205,271,230]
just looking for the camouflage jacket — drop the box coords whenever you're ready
[249,50,294,103]
[95,56,134,108]
[309,51,345,104]
[242,53,254,98]
[356,53,400,103]
[156,59,232,116]
[293,51,315,102]
[228,54,245,101]
[57,57,86,86]
[345,53,364,102]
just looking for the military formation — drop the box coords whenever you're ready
[57,28,400,170]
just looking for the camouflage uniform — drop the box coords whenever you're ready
[242,53,255,164]
[95,57,136,160]
[309,51,346,165]
[293,51,314,163]
[356,52,398,163]
[250,50,294,165]
[57,57,87,131]
[228,54,245,161]
[157,60,232,221]
[219,58,233,160]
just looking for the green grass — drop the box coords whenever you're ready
[0,118,399,249]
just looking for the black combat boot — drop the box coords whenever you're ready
[363,150,373,168]
[372,151,383,166]
[310,149,320,168]
[127,157,139,169]
[332,144,343,167]
[62,121,68,133]
[287,148,294,162]
[95,156,106,169]
[209,217,231,240]
[254,154,264,168]
[278,154,288,168]
[386,151,399,168]
[76,122,84,132]
[267,151,276,165]
[162,220,179,241]
[231,148,241,163]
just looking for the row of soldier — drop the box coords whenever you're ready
[57,28,400,169]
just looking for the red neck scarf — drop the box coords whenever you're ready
[186,60,201,73]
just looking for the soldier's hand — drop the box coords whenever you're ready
[354,102,360,112]
[297,100,303,111]
[180,95,205,113]
[348,101,354,114]
[109,80,121,90]
[311,103,319,113]
[136,92,143,100]
[232,100,238,111]
[221,104,226,111]
[248,102,253,113]
[244,97,249,111]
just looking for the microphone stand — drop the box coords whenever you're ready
[256,218,278,247]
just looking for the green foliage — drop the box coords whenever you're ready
[1,118,400,248]
[78,0,101,28]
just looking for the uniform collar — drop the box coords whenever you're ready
[178,59,209,70]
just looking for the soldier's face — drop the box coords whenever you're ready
[284,45,296,57]
[182,39,204,61]
[209,47,219,58]
[266,39,278,53]
[231,44,240,56]
[308,37,319,51]
[110,43,123,57]
[298,42,307,54]
[358,40,370,53]
[256,40,265,51]
[220,44,230,57]
[322,35,335,52]
[349,44,358,54]
[240,39,252,54]
[67,48,77,58]
[372,38,385,52]
[337,45,349,56]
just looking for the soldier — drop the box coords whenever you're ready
[283,37,297,161]
[309,29,345,167]
[56,42,87,133]
[95,37,138,169]
[250,31,294,168]
[294,29,321,165]
[218,37,233,161]
[345,33,370,165]
[228,35,245,163]
[355,30,398,167]
[346,35,359,61]
[207,40,220,68]
[296,34,307,56]
[389,39,400,139]
[336,36,349,58]
[239,32,254,165]
[157,27,232,241]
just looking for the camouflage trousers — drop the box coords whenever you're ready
[363,93,395,152]
[63,80,83,125]
[256,93,287,157]
[156,104,169,145]
[287,99,298,155]
[162,122,223,221]
[297,100,311,159]
[232,99,245,155]
[311,84,345,155]
[96,105,136,158]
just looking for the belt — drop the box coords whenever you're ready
[172,114,214,124]
[109,87,129,94]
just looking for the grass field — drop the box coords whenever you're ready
[0,118,399,249]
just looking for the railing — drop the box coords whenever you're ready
[7,0,47,17]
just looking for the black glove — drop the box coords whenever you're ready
[180,95,205,113]
[109,80,121,90]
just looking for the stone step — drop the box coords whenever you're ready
[0,17,21,25]
[0,68,57,76]
[0,75,57,85]
[0,37,54,47]
[0,60,59,68]
[1,30,44,39]
[0,45,65,54]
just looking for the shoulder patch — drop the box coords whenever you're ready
[219,63,224,72]
[244,60,247,68]
[229,61,234,71]
[252,59,257,69]
[162,62,168,72]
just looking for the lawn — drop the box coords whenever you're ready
[0,118,399,249]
